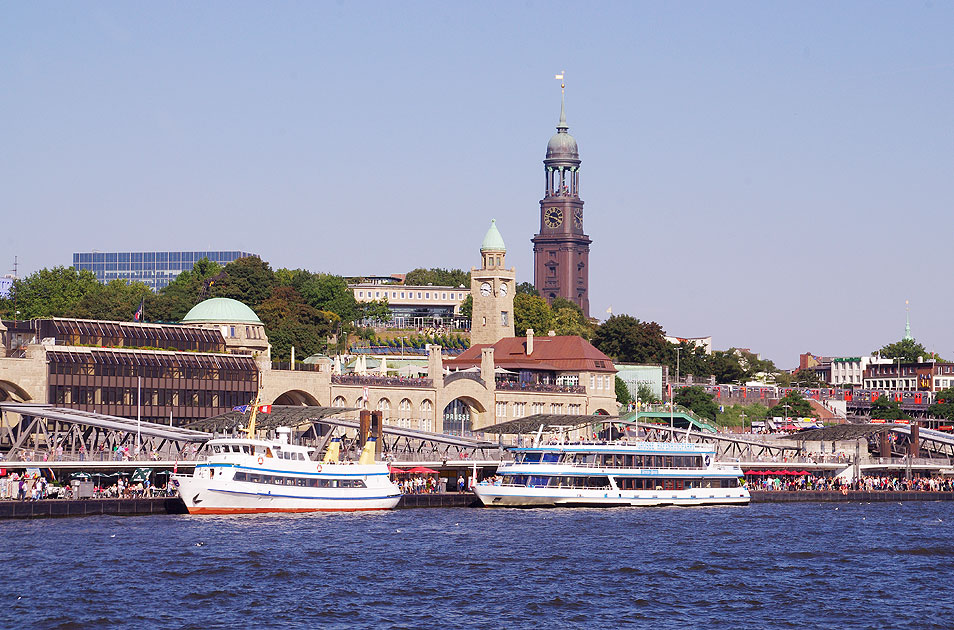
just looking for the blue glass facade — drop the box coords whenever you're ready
[72,250,257,292]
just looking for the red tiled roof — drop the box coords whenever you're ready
[444,336,616,372]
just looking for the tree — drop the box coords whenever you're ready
[404,268,470,288]
[673,386,719,421]
[283,270,361,323]
[870,398,911,421]
[516,282,539,296]
[211,256,276,308]
[361,298,391,322]
[73,279,153,322]
[4,267,101,319]
[551,306,594,339]
[718,403,769,427]
[513,294,554,336]
[637,383,660,404]
[154,259,223,322]
[791,368,823,387]
[928,388,954,421]
[708,351,747,384]
[615,376,630,406]
[256,286,339,361]
[766,391,815,419]
[875,338,930,363]
[592,315,668,364]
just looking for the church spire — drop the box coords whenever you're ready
[903,300,913,341]
[557,71,568,132]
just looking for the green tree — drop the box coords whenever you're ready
[516,282,539,296]
[637,383,660,404]
[211,256,276,308]
[870,397,911,421]
[673,386,719,422]
[928,388,954,421]
[404,268,470,288]
[592,315,668,364]
[551,306,594,339]
[718,403,769,428]
[281,270,361,323]
[5,267,101,319]
[791,368,823,387]
[361,298,391,322]
[256,286,339,361]
[513,293,554,336]
[875,338,930,363]
[766,391,815,419]
[154,258,223,321]
[615,376,631,406]
[708,350,746,384]
[73,279,154,322]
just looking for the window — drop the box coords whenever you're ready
[501,311,509,326]
[550,403,562,414]
[417,292,422,299]
[590,375,595,389]
[496,401,507,418]
[425,292,430,299]
[513,402,526,417]
[358,291,364,298]
[442,293,447,300]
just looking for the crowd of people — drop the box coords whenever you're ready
[748,473,954,493]
[0,472,177,501]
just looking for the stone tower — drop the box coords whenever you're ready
[531,86,591,316]
[471,219,516,345]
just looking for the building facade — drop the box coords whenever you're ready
[531,90,591,316]
[72,250,257,291]
[350,283,469,327]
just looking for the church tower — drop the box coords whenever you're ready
[471,219,516,345]
[531,83,591,316]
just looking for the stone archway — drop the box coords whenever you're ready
[272,389,320,406]
[0,380,33,403]
[442,396,486,436]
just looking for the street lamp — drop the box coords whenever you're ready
[675,347,681,386]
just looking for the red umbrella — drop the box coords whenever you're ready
[406,466,439,474]
[388,465,408,473]
[796,470,810,475]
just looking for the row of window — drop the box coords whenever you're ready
[49,386,253,408]
[74,251,250,264]
[356,290,466,301]
[516,453,707,469]
[590,374,611,390]
[504,475,739,490]
[220,325,264,340]
[232,471,367,488]
[50,364,255,381]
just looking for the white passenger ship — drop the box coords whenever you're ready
[474,440,749,508]
[174,420,401,514]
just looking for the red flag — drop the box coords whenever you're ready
[258,404,272,414]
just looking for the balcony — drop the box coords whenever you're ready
[331,374,433,388]
[495,380,586,394]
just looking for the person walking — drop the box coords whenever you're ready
[457,474,465,494]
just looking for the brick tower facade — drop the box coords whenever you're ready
[531,89,591,316]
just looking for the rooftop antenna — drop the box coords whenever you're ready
[11,256,18,327]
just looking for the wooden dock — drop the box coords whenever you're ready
[749,490,954,502]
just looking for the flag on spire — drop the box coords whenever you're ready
[133,298,144,322]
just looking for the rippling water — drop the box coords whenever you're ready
[2,502,954,629]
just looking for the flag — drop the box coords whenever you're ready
[606,305,612,315]
[258,404,272,414]
[554,73,564,80]
[667,383,672,399]
[133,298,144,321]
[233,405,250,412]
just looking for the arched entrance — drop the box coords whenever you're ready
[272,390,320,406]
[0,380,32,403]
[443,399,472,435]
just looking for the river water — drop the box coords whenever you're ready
[2,501,953,629]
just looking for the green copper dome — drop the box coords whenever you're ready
[182,297,262,324]
[480,219,506,252]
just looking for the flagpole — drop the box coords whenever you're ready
[136,375,142,458]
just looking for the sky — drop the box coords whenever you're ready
[3,2,952,367]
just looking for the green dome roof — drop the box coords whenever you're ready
[480,219,506,252]
[182,298,262,324]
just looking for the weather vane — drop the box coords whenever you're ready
[555,70,565,94]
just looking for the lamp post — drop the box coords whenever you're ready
[675,347,681,386]
[782,403,791,430]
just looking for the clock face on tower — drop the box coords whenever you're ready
[499,282,508,296]
[480,282,492,297]
[544,207,563,228]
[574,208,583,228]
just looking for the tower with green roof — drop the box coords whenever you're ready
[471,219,516,345]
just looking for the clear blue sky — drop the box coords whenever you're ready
[3,2,952,367]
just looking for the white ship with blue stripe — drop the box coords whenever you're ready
[174,432,400,514]
[475,440,749,507]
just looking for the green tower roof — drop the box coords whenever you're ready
[182,297,262,324]
[480,219,506,252]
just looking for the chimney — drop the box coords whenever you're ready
[526,329,534,355]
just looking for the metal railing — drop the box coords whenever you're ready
[331,374,433,388]
[495,381,586,394]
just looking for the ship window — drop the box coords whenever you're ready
[523,453,542,464]
[585,476,610,489]
[541,453,560,463]
[233,472,247,482]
